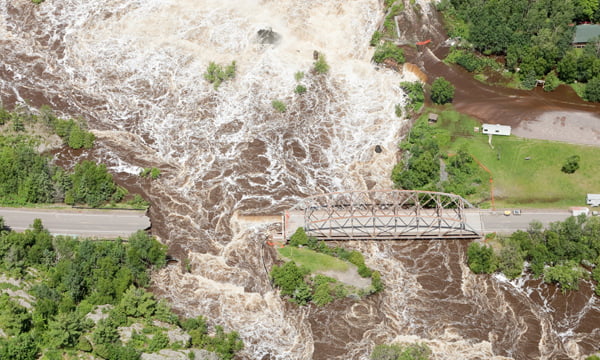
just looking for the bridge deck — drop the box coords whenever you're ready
[285,209,483,240]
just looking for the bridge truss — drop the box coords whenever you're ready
[288,190,480,240]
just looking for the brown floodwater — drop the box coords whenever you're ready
[1,1,599,359]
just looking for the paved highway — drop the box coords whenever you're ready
[469,209,575,234]
[0,207,150,238]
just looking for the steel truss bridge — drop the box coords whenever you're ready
[284,190,481,240]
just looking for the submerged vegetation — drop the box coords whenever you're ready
[370,343,431,360]
[270,228,383,306]
[468,216,600,294]
[373,41,405,65]
[399,81,425,115]
[0,220,243,359]
[313,54,330,74]
[203,61,236,89]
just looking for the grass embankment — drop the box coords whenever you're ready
[270,228,383,307]
[278,247,349,273]
[431,110,600,208]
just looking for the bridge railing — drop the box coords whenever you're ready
[288,190,480,240]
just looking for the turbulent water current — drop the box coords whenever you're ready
[1,0,599,359]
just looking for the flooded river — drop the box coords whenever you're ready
[1,0,599,358]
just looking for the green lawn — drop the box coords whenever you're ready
[432,110,600,208]
[278,247,349,273]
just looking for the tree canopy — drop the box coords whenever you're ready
[430,77,455,105]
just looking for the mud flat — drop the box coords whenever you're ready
[513,111,600,146]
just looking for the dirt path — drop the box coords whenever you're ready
[319,266,372,289]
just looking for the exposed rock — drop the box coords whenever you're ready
[86,304,113,324]
[141,349,219,360]
[257,28,281,45]
[152,320,191,346]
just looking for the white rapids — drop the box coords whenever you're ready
[2,0,598,359]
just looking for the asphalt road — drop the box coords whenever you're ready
[0,207,150,238]
[474,209,576,234]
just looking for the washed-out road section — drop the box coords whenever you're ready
[0,207,150,238]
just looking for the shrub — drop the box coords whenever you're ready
[271,100,287,113]
[371,271,384,292]
[370,30,382,46]
[294,71,304,82]
[373,42,405,64]
[312,282,333,306]
[430,77,455,104]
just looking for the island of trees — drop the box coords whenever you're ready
[270,228,383,307]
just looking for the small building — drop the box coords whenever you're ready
[428,113,438,123]
[573,24,600,48]
[482,124,511,136]
[587,194,600,207]
[570,207,590,216]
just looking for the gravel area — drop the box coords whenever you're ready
[513,111,600,146]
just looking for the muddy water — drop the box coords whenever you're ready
[404,10,600,145]
[1,0,600,359]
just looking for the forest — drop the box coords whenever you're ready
[468,216,600,294]
[0,105,145,208]
[439,0,600,100]
[0,219,243,360]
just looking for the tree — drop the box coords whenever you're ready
[430,77,455,104]
[543,71,560,92]
[561,155,580,174]
[543,262,585,292]
[0,333,39,360]
[45,311,91,349]
[0,294,33,336]
[314,54,330,74]
[270,261,309,296]
[294,84,307,95]
[584,76,600,102]
[66,160,117,207]
[467,242,497,274]
[557,51,578,83]
[289,227,309,247]
[498,242,524,279]
[312,282,333,306]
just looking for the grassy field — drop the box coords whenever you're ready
[278,246,349,273]
[431,110,600,208]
